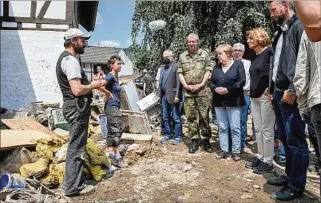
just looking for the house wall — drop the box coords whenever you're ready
[0,1,77,109]
[1,30,65,109]
[7,1,66,19]
[118,50,134,77]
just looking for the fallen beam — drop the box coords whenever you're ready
[0,130,51,150]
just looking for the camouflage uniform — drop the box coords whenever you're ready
[178,49,213,140]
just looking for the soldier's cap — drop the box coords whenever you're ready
[64,28,91,41]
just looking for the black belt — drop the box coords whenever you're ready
[161,90,166,94]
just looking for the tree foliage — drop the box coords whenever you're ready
[131,1,274,75]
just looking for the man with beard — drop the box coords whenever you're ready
[267,1,309,201]
[56,28,101,196]
[178,33,213,153]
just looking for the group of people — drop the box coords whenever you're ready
[55,0,321,200]
[154,0,321,201]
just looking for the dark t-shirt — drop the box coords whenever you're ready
[249,47,273,98]
[142,74,154,94]
[104,73,121,107]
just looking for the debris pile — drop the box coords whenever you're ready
[15,136,112,188]
[0,76,157,201]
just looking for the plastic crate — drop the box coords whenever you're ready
[48,108,69,131]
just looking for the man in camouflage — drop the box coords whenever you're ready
[178,33,213,153]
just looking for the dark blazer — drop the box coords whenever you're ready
[157,62,181,104]
[209,60,246,107]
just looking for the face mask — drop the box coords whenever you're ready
[163,58,171,64]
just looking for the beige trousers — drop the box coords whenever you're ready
[251,94,275,164]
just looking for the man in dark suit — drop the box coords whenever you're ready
[158,50,183,145]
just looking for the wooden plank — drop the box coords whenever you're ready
[3,1,9,17]
[37,1,51,19]
[0,130,51,150]
[30,1,37,18]
[0,16,68,24]
[0,26,67,32]
[65,1,73,24]
[1,117,57,137]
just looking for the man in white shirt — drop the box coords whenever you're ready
[232,43,251,152]
[56,28,101,196]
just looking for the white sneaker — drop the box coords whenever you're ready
[79,185,95,195]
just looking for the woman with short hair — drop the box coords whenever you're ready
[210,44,246,161]
[100,55,124,167]
[245,28,275,174]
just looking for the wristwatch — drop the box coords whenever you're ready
[287,89,295,96]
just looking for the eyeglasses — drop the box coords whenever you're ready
[233,49,243,52]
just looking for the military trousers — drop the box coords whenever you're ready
[184,96,211,140]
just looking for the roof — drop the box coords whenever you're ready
[78,1,99,32]
[81,46,121,64]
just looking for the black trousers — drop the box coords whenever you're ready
[62,99,91,196]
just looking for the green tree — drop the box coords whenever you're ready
[131,1,274,76]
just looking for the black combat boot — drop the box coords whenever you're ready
[188,139,198,153]
[203,139,213,153]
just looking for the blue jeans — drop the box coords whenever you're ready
[241,94,250,147]
[273,89,309,191]
[215,107,241,153]
[162,95,182,139]
[279,141,286,161]
[99,114,108,139]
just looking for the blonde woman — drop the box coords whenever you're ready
[246,28,275,174]
[209,44,246,161]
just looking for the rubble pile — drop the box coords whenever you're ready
[0,77,158,201]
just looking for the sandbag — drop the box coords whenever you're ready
[84,138,111,167]
[41,162,65,187]
[54,144,68,164]
[20,158,48,178]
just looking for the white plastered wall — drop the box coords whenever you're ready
[1,30,65,109]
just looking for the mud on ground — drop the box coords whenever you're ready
[71,127,320,203]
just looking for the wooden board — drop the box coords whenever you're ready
[1,117,57,137]
[0,130,51,150]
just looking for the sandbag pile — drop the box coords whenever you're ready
[18,136,111,188]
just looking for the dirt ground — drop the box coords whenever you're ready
[71,125,320,203]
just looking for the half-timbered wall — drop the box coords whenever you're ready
[1,1,74,109]
[0,1,74,31]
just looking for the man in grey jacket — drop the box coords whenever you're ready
[158,50,182,145]
[294,33,321,173]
